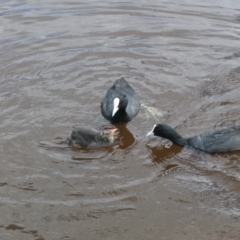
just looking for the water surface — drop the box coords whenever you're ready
[1,0,240,239]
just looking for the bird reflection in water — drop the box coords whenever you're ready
[146,141,182,164]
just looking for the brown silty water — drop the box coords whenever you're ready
[1,1,240,239]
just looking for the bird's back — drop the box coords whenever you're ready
[187,126,240,153]
[70,127,100,147]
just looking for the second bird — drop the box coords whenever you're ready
[147,123,240,153]
[101,77,140,123]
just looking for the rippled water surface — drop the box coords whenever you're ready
[1,0,240,239]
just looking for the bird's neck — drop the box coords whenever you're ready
[112,108,129,122]
[165,128,187,147]
[172,136,187,147]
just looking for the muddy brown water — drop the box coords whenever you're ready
[1,1,240,239]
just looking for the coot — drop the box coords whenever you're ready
[147,123,240,153]
[101,77,140,123]
[69,126,117,148]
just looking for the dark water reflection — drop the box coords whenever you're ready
[146,140,183,164]
[113,123,137,149]
[1,0,240,239]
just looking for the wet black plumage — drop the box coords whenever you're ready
[101,77,140,123]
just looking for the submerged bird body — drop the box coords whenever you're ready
[69,126,116,148]
[101,77,139,123]
[147,123,240,153]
